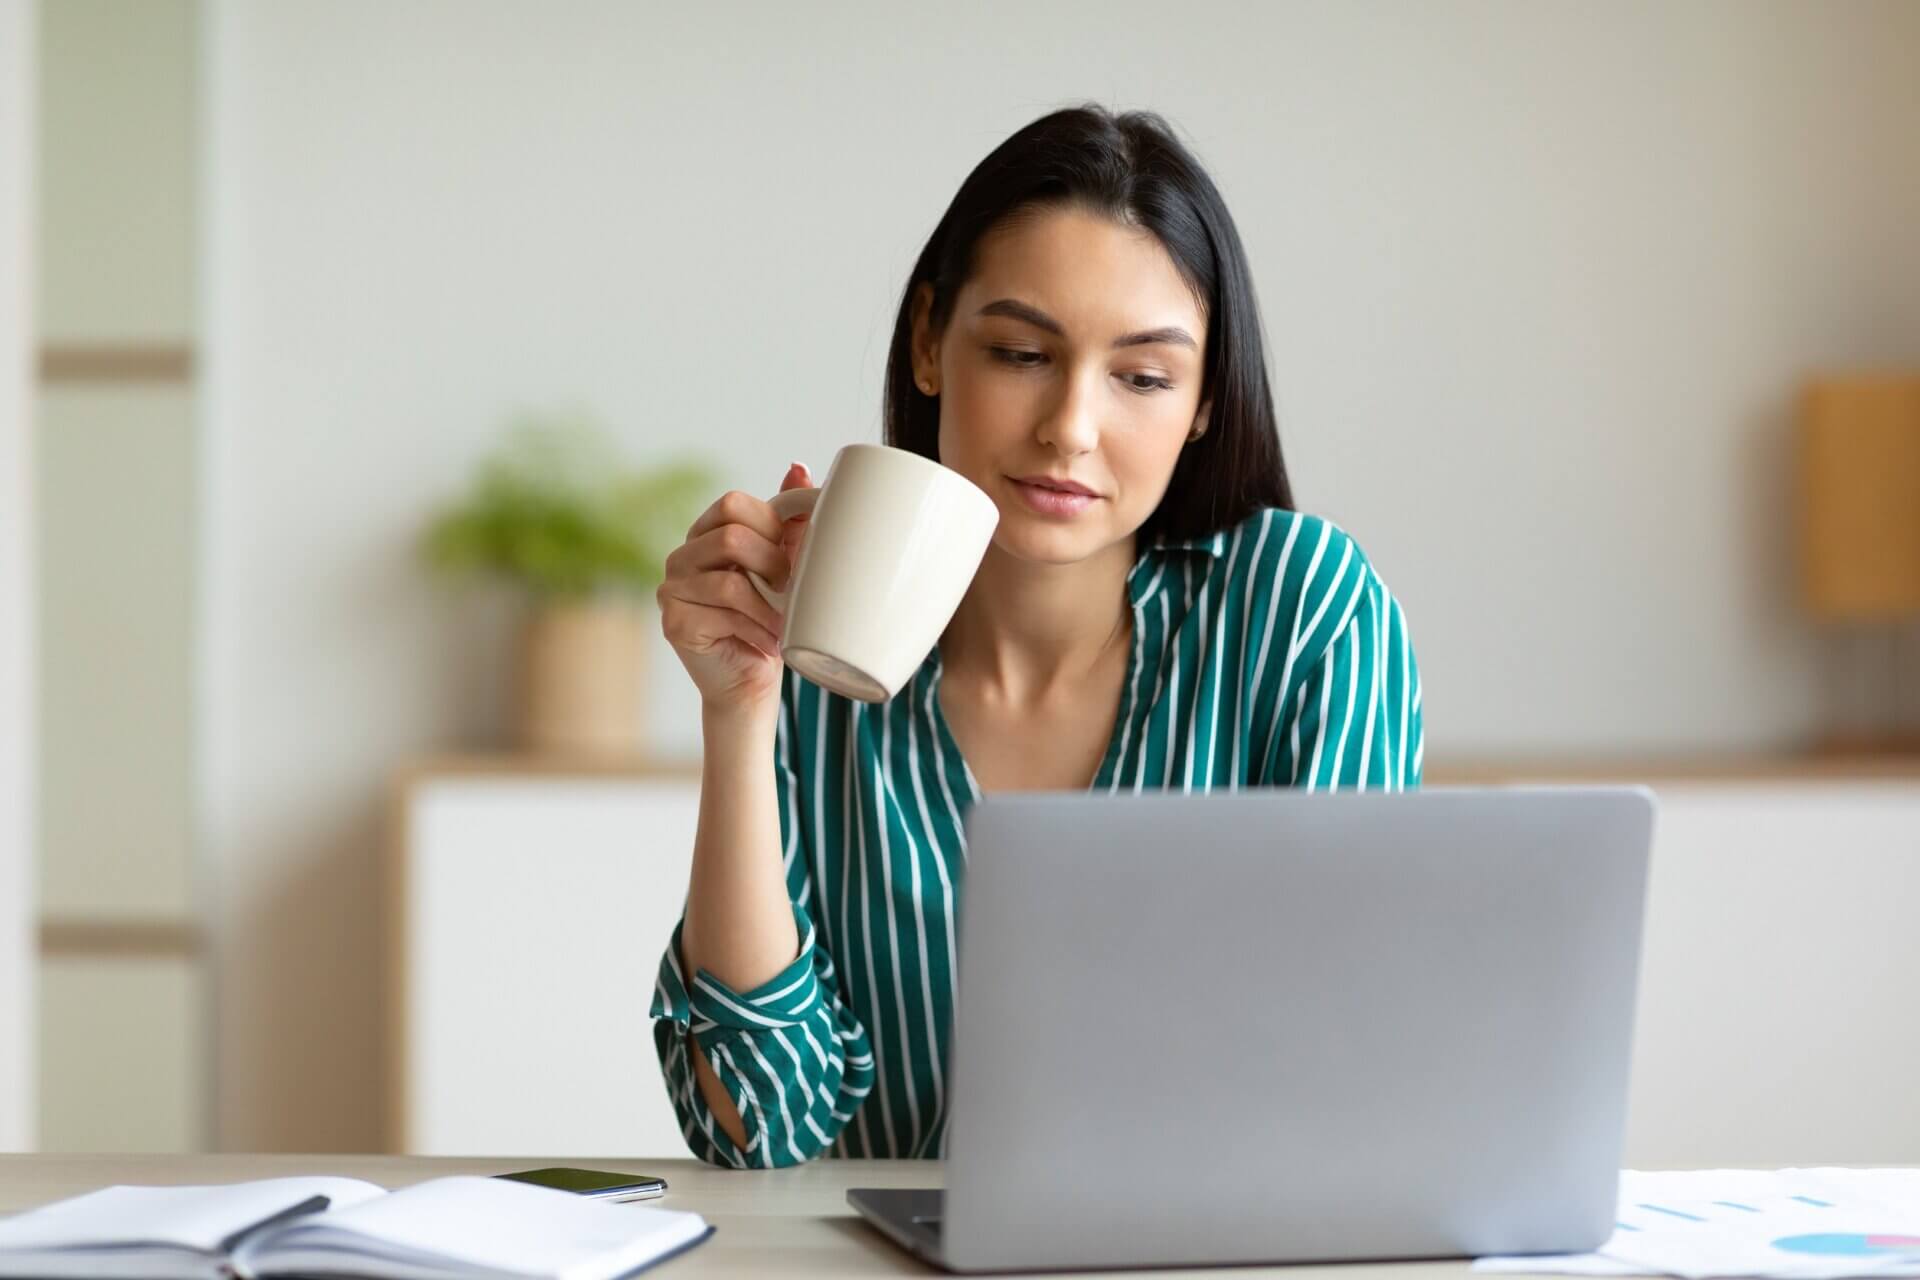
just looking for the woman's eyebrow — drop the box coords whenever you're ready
[975,298,1197,351]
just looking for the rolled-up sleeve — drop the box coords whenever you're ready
[650,905,875,1168]
[650,686,875,1169]
[1268,568,1423,790]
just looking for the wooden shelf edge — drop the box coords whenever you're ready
[393,752,702,789]
[38,917,203,959]
[39,342,194,384]
[395,750,1920,787]
[1425,753,1920,784]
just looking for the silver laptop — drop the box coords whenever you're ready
[849,786,1655,1273]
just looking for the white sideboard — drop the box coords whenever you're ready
[391,764,702,1159]
[390,760,1920,1165]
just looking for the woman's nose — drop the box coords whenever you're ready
[1035,368,1101,455]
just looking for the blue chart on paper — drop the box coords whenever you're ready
[1773,1234,1920,1257]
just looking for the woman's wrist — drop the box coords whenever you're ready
[701,696,780,750]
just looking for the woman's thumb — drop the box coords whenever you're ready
[777,462,811,564]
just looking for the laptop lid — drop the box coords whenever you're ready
[936,786,1654,1273]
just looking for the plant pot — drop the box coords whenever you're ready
[518,597,647,755]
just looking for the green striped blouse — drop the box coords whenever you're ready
[650,506,1424,1168]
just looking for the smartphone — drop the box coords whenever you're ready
[493,1166,668,1203]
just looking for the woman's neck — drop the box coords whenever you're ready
[939,535,1135,706]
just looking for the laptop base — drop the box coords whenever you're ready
[847,1187,946,1267]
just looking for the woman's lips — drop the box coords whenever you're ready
[1010,476,1098,517]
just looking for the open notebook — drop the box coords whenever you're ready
[0,1173,713,1280]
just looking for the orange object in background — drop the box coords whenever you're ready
[1800,375,1920,620]
[1798,374,1920,753]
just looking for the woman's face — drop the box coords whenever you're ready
[912,205,1211,567]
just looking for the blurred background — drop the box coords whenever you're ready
[1,0,1918,1163]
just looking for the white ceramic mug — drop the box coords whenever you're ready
[747,444,999,702]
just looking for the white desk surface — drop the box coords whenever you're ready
[0,1152,1555,1278]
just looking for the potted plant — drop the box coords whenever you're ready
[423,412,716,756]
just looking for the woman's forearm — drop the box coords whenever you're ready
[680,700,802,1152]
[681,702,802,990]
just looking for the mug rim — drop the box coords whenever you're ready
[828,442,998,516]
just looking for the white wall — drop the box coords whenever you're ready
[202,1,1920,1149]
[1,0,40,1153]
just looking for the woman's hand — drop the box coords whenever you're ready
[658,463,813,714]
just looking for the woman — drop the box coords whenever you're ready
[650,104,1423,1169]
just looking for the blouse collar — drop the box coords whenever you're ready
[1150,530,1228,558]
[1126,528,1228,607]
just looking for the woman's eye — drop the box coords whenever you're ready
[989,347,1172,393]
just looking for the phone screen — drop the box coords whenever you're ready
[494,1166,668,1198]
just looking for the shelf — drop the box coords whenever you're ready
[392,752,700,791]
[1424,753,1920,784]
[396,750,1920,789]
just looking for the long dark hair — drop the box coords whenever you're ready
[883,103,1292,543]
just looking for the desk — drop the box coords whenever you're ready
[0,1152,1535,1278]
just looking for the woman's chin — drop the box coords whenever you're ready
[990,509,1118,566]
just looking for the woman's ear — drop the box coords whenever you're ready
[909,283,940,392]
[1187,399,1213,443]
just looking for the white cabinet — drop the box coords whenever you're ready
[1618,780,1920,1167]
[391,765,701,1158]
[391,764,1920,1166]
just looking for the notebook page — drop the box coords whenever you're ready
[0,1177,386,1254]
[236,1176,708,1280]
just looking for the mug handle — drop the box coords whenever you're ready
[745,487,821,612]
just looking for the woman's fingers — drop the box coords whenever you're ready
[661,598,782,662]
[664,522,792,589]
[661,470,810,677]
[659,568,785,641]
[658,473,812,705]
[676,468,814,582]
[686,489,786,544]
